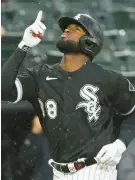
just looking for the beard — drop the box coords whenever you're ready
[56,39,81,54]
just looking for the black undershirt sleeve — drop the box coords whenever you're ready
[1,48,38,102]
[2,48,27,93]
[2,48,27,102]
[106,71,135,146]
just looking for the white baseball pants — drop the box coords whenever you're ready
[52,163,117,180]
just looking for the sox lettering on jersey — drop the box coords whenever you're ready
[76,84,101,122]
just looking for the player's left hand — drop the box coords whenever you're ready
[95,139,126,166]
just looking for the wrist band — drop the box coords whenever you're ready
[18,41,31,52]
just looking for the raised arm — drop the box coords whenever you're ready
[1,11,46,102]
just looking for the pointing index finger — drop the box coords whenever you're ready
[35,10,43,22]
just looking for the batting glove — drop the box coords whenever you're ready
[18,10,46,50]
[95,139,126,166]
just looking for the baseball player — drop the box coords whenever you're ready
[2,11,135,180]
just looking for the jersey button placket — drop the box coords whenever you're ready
[67,76,71,93]
[67,77,71,96]
[64,76,72,112]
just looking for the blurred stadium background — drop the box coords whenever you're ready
[1,0,135,180]
[1,0,135,83]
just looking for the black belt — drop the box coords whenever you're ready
[50,158,93,173]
